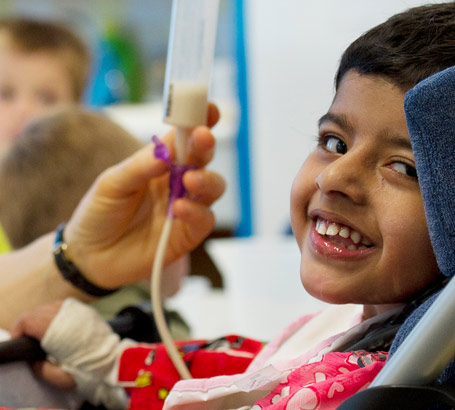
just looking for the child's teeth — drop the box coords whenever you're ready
[339,226,350,238]
[316,217,373,249]
[316,219,327,235]
[350,230,361,244]
[326,223,340,236]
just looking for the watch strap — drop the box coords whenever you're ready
[53,223,119,297]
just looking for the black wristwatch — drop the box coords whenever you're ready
[53,223,119,297]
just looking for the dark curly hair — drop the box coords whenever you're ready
[335,3,455,91]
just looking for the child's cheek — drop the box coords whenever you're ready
[290,171,309,243]
[378,210,439,300]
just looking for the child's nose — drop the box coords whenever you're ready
[15,95,42,117]
[8,99,43,139]
[315,153,369,205]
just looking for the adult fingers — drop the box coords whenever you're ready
[186,126,216,167]
[97,102,219,196]
[172,199,216,235]
[206,102,220,128]
[184,169,226,206]
[95,143,168,197]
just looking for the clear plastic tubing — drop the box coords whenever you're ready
[163,0,220,164]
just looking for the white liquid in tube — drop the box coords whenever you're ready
[164,81,208,128]
[152,0,220,381]
[162,0,218,133]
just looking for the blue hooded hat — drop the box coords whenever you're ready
[389,65,455,383]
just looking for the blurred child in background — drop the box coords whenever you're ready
[0,17,91,253]
[0,18,90,154]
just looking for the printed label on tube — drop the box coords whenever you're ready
[164,81,208,128]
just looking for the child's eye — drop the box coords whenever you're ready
[0,86,14,101]
[37,90,58,105]
[319,135,348,154]
[388,162,418,178]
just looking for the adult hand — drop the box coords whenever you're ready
[64,103,225,289]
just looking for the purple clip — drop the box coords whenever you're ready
[152,136,194,217]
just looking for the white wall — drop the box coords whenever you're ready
[245,0,444,235]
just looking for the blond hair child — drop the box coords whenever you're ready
[0,18,90,153]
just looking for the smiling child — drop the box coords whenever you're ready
[294,71,439,316]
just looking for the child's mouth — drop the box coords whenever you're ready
[314,217,374,251]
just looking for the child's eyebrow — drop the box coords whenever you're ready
[318,112,353,134]
[319,113,413,151]
[379,131,413,151]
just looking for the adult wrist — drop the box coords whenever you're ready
[53,223,120,297]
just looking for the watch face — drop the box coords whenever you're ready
[53,242,63,253]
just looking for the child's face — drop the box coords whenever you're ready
[290,71,440,306]
[0,47,75,152]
